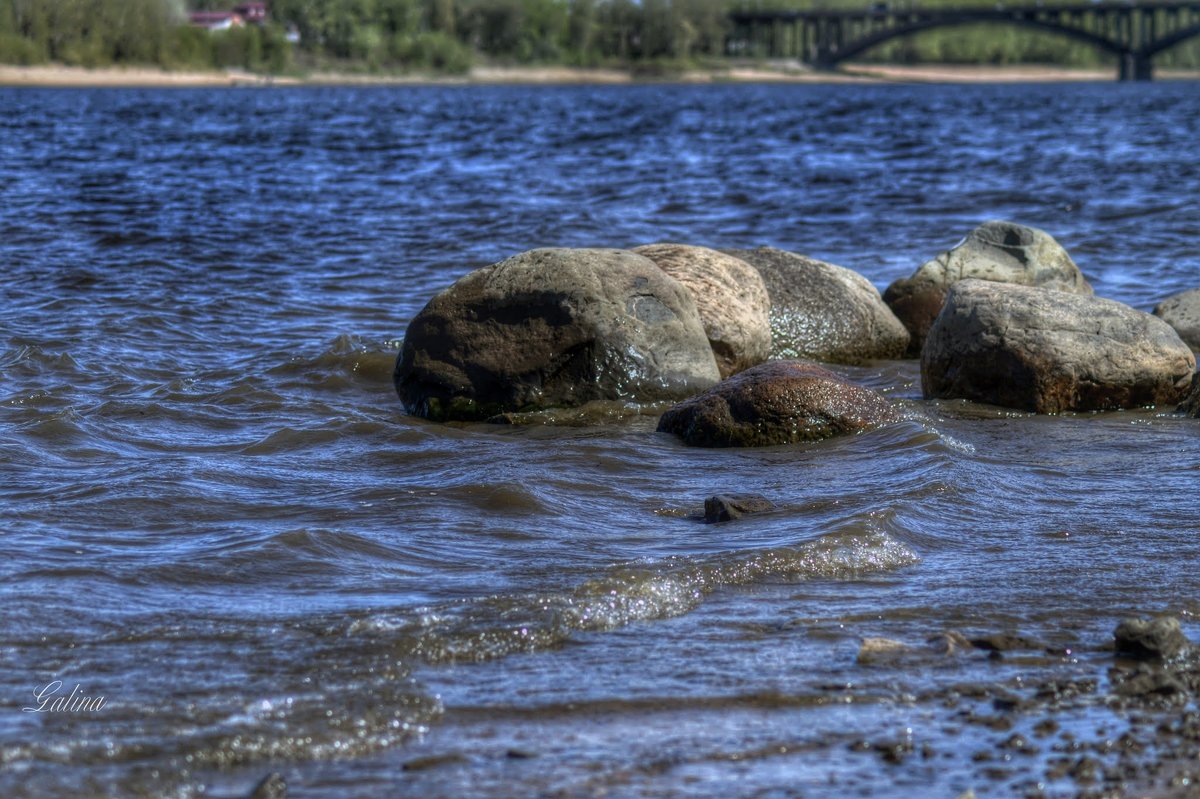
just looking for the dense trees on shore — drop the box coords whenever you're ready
[0,0,1197,74]
[0,0,290,70]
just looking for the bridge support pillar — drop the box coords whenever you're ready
[1118,52,1153,81]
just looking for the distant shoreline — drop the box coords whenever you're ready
[1,62,1197,88]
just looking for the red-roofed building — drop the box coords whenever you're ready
[234,2,268,24]
[189,11,243,30]
[189,3,268,30]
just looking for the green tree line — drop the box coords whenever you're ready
[0,0,1197,74]
[0,0,290,70]
[0,0,734,73]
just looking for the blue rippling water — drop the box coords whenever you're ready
[1,81,1199,798]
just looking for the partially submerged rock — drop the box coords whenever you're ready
[857,637,911,665]
[858,631,1036,665]
[1114,617,1190,661]
[1109,666,1188,702]
[725,247,909,363]
[884,221,1092,355]
[656,359,898,447]
[968,633,1044,653]
[247,773,287,799]
[703,493,775,523]
[633,243,771,378]
[927,630,975,656]
[1178,374,1200,417]
[922,280,1194,413]
[1154,287,1200,351]
[396,248,720,421]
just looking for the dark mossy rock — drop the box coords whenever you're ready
[724,247,909,364]
[396,248,720,421]
[885,221,1092,356]
[922,280,1194,413]
[657,359,898,448]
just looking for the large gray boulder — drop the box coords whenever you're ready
[724,247,909,364]
[395,248,721,421]
[885,221,1092,355]
[922,280,1195,413]
[657,359,898,447]
[1154,288,1200,351]
[632,243,771,378]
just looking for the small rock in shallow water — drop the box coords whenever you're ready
[872,737,914,764]
[927,630,974,656]
[857,637,910,664]
[505,748,536,759]
[402,753,467,771]
[1110,665,1188,700]
[247,772,286,799]
[703,493,775,523]
[969,633,1043,652]
[1114,617,1190,660]
[1000,733,1035,754]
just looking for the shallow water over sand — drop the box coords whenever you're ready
[2,82,1200,798]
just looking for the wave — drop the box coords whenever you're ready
[269,333,398,389]
[347,526,920,664]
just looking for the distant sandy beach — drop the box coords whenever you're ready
[0,64,296,87]
[0,61,1196,87]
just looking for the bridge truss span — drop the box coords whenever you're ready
[728,1,1200,80]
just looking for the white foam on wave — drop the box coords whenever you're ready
[351,529,920,664]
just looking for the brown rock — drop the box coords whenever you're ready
[882,283,946,357]
[656,359,898,448]
[633,243,771,378]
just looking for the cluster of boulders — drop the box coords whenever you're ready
[394,222,1200,447]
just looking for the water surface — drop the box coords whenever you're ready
[2,82,1199,798]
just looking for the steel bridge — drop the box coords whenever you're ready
[728,2,1200,80]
